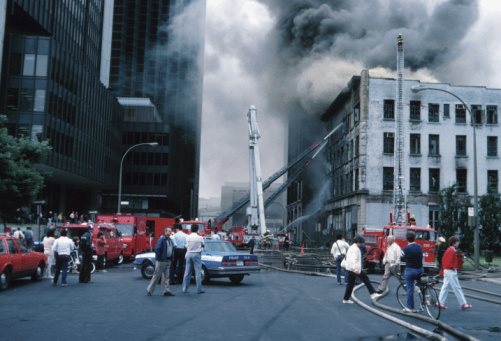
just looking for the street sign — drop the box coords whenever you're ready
[33,200,46,204]
[120,201,129,205]
[468,207,475,217]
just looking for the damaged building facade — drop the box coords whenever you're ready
[321,70,501,239]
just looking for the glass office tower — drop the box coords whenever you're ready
[0,0,122,216]
[107,0,206,218]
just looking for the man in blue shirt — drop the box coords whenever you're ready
[402,231,423,312]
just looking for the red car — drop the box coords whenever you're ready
[0,234,47,290]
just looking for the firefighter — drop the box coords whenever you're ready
[79,225,93,283]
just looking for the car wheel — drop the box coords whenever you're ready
[0,270,11,290]
[31,263,44,281]
[117,253,124,265]
[229,274,244,284]
[201,265,210,285]
[141,261,154,279]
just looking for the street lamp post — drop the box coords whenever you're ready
[411,85,480,270]
[117,142,159,214]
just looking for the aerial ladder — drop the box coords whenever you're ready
[392,33,407,226]
[246,105,267,236]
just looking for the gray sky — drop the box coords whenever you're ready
[199,0,501,199]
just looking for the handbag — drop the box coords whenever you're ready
[336,241,346,261]
[340,257,347,269]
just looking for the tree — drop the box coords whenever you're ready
[479,193,501,250]
[437,184,471,251]
[0,116,50,228]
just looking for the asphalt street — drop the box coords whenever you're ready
[1,264,500,341]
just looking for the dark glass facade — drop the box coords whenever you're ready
[107,0,205,218]
[0,0,122,215]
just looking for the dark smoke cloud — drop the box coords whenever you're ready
[200,0,483,200]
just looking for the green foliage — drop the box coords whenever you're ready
[479,193,501,250]
[0,115,51,224]
[437,184,471,252]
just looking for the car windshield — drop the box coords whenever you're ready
[116,224,134,236]
[204,241,237,253]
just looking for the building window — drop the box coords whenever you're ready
[470,104,482,125]
[488,170,498,193]
[7,88,19,111]
[383,132,394,154]
[19,88,34,112]
[35,55,48,77]
[429,206,439,229]
[383,167,394,191]
[487,136,498,157]
[410,168,421,192]
[410,101,421,121]
[444,104,450,118]
[456,169,467,193]
[384,99,395,120]
[429,168,440,193]
[456,135,466,156]
[33,89,46,112]
[429,134,439,156]
[487,105,498,124]
[22,54,36,76]
[455,104,466,124]
[410,134,420,155]
[428,103,439,122]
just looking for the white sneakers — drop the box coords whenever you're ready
[402,307,413,313]
[342,299,354,304]
[370,293,382,300]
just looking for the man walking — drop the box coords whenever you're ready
[331,234,349,285]
[52,229,75,287]
[401,231,423,312]
[79,226,93,283]
[182,224,205,294]
[170,224,187,284]
[376,235,402,293]
[146,227,175,296]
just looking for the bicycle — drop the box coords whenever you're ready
[68,250,96,274]
[396,274,441,320]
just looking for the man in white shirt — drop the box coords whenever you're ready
[170,224,188,284]
[52,229,75,287]
[376,235,402,294]
[182,224,205,294]
[331,234,350,285]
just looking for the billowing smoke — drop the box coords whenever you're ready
[200,0,490,208]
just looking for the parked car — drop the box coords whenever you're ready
[0,234,47,290]
[134,239,260,284]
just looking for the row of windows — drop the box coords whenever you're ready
[9,52,48,77]
[124,172,167,186]
[6,87,45,112]
[383,133,498,157]
[382,167,499,193]
[46,127,73,157]
[124,152,168,166]
[383,100,498,125]
[122,131,169,146]
[48,91,76,125]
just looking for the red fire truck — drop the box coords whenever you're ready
[96,215,175,260]
[361,224,437,271]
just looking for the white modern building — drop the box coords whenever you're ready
[321,70,501,237]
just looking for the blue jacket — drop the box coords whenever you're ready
[155,236,174,261]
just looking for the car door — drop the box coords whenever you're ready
[6,239,23,273]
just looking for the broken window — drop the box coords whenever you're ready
[456,169,467,193]
[456,135,466,156]
[428,103,439,122]
[429,134,439,156]
[410,101,421,121]
[455,104,466,124]
[410,134,421,155]
[471,105,482,125]
[383,132,394,154]
[443,104,450,118]
[488,170,498,193]
[384,99,395,120]
[410,168,421,192]
[429,168,440,193]
[383,167,394,191]
[487,105,498,124]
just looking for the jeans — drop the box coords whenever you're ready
[404,267,423,310]
[335,256,348,283]
[53,254,70,285]
[439,269,467,306]
[183,252,203,293]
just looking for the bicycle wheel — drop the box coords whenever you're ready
[397,283,422,311]
[423,287,441,320]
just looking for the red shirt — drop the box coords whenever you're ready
[441,246,458,270]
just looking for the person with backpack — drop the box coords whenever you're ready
[331,234,349,285]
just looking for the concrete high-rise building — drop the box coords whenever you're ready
[0,0,122,215]
[320,70,501,239]
[104,0,206,218]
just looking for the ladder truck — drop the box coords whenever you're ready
[362,34,437,271]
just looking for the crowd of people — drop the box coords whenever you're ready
[332,231,472,312]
